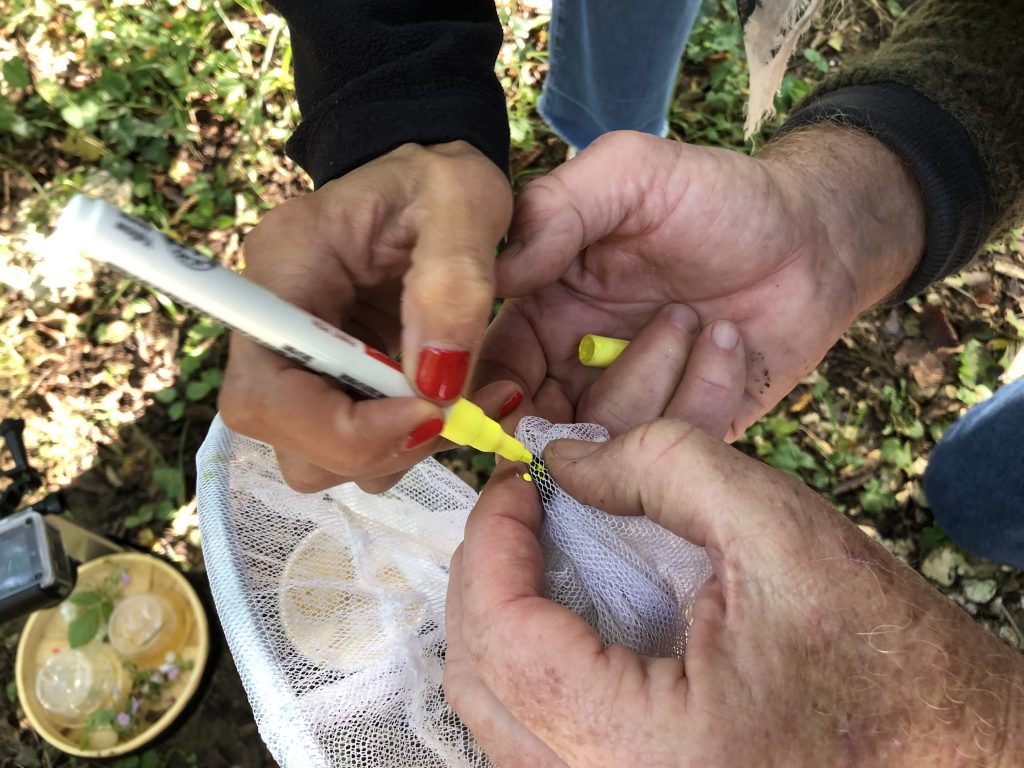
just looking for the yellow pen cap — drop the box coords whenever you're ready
[578,334,630,368]
[441,398,533,463]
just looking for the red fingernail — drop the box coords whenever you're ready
[416,347,470,401]
[404,418,444,451]
[498,391,523,419]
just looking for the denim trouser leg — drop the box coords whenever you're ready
[539,0,702,148]
[923,376,1024,569]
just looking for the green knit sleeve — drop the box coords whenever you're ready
[810,0,1024,238]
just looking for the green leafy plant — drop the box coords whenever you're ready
[470,451,497,480]
[670,0,814,150]
[65,566,128,648]
[919,522,953,556]
[152,316,227,422]
[956,337,1000,405]
[858,476,898,515]
[495,4,552,154]
[111,751,161,768]
[880,380,925,439]
[741,410,825,486]
[123,458,188,528]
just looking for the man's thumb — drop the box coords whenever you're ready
[544,419,784,551]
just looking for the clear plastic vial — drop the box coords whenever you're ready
[107,593,183,666]
[35,646,127,727]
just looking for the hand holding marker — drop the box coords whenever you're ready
[51,196,533,465]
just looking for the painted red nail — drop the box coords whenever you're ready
[404,418,444,451]
[498,391,523,419]
[416,347,470,401]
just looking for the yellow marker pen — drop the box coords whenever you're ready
[52,195,533,464]
[578,334,630,368]
[441,399,532,463]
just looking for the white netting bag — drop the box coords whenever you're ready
[196,414,712,767]
[518,419,712,658]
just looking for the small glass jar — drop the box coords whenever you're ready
[107,593,183,666]
[35,645,128,728]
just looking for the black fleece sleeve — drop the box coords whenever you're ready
[271,0,509,188]
[780,0,1024,301]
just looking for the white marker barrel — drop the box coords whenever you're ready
[54,195,411,400]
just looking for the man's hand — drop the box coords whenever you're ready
[445,421,1024,767]
[476,127,926,439]
[218,141,513,493]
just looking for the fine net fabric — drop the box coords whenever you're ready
[518,419,712,657]
[196,414,711,767]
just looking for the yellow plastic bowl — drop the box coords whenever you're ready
[15,552,209,759]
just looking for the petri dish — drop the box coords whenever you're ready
[279,528,425,672]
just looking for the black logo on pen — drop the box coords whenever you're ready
[114,218,153,248]
[169,241,216,271]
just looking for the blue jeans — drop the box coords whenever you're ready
[923,376,1024,569]
[540,0,703,148]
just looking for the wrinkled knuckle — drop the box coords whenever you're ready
[447,139,476,155]
[421,150,461,186]
[520,173,561,205]
[694,374,736,400]
[583,396,633,437]
[459,611,493,661]
[425,149,507,201]
[630,417,696,456]
[414,269,493,324]
[587,131,617,152]
[629,418,665,446]
[383,143,426,165]
[658,416,698,442]
[430,138,474,158]
[592,130,651,155]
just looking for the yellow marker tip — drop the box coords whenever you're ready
[441,398,533,464]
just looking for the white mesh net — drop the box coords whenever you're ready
[518,419,712,658]
[196,414,711,767]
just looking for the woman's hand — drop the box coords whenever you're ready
[218,141,513,493]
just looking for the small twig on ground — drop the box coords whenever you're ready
[1000,601,1024,647]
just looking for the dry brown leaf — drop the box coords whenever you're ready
[910,351,947,391]
[993,258,1024,282]
[921,305,959,349]
[894,338,928,369]
[788,387,814,413]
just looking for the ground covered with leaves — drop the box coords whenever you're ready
[1,1,1022,766]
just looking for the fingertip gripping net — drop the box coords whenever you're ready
[196,415,710,767]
